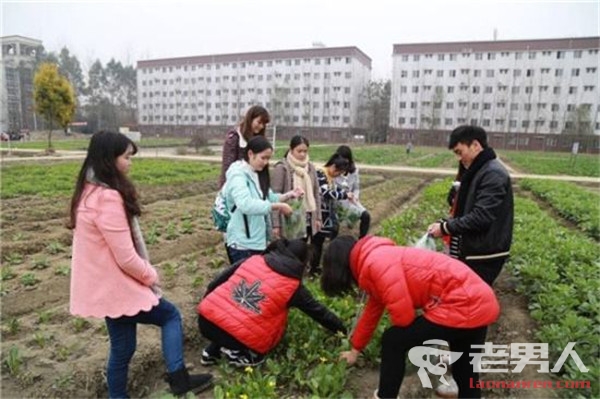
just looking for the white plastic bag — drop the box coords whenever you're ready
[414,233,437,251]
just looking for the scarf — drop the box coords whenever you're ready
[454,147,497,217]
[86,168,161,296]
[286,152,317,212]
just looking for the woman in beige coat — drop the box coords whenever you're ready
[271,135,321,241]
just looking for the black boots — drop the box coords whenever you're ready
[167,367,213,396]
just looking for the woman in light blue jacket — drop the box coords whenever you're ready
[224,136,302,264]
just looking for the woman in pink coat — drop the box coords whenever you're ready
[321,235,499,399]
[69,131,212,398]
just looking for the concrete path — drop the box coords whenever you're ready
[2,149,599,184]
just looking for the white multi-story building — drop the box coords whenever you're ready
[390,37,600,137]
[137,46,371,139]
[0,35,43,133]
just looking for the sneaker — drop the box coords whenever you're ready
[200,347,221,366]
[221,348,264,367]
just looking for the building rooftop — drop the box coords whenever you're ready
[138,46,372,69]
[393,36,600,55]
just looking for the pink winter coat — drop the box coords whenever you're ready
[70,184,159,318]
[349,236,499,351]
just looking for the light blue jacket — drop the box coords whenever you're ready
[224,160,280,250]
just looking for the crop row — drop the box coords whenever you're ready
[381,179,599,398]
[519,178,600,240]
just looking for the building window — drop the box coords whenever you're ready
[528,52,536,59]
[412,70,420,78]
[447,86,454,93]
[568,87,577,94]
[399,117,406,125]
[584,85,595,92]
[485,86,493,94]
[571,68,580,76]
[526,69,534,77]
[474,69,481,77]
[399,102,406,109]
[486,69,494,78]
[525,86,533,94]
[413,55,420,61]
[511,103,519,110]
[522,120,530,128]
[487,53,495,60]
[475,53,483,60]
[472,86,480,94]
[553,86,561,94]
[401,70,408,77]
[445,118,453,126]
[513,69,521,77]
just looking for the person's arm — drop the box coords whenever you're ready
[289,285,347,334]
[219,131,239,188]
[204,260,244,296]
[96,190,158,287]
[443,171,509,235]
[270,163,287,230]
[351,170,361,200]
[349,296,385,352]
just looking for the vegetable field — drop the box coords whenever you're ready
[1,150,598,398]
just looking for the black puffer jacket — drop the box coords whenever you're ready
[444,158,513,261]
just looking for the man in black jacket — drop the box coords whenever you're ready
[428,125,514,286]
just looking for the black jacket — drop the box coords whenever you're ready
[443,157,513,261]
[205,248,347,335]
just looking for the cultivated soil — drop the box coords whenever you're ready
[1,167,557,398]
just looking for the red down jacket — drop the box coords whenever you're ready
[198,255,300,354]
[349,236,500,351]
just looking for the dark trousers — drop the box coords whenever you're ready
[465,258,506,286]
[378,317,487,399]
[105,298,185,398]
[310,227,339,273]
[197,314,253,354]
[359,210,371,238]
[227,247,262,265]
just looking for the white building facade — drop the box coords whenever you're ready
[0,35,43,133]
[137,47,371,139]
[390,37,600,138]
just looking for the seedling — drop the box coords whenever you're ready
[20,273,39,287]
[4,346,22,375]
[31,257,50,270]
[46,241,66,255]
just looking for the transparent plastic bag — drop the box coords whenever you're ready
[282,200,306,239]
[413,233,437,251]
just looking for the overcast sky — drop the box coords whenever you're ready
[2,0,599,79]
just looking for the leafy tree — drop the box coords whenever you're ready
[564,105,594,136]
[358,80,390,143]
[33,63,76,150]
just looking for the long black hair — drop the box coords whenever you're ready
[244,135,273,199]
[335,145,356,174]
[324,153,350,173]
[69,131,140,229]
[321,235,357,296]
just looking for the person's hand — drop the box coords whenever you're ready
[292,187,304,199]
[315,220,322,232]
[427,222,443,238]
[275,203,293,216]
[272,227,281,239]
[346,192,356,203]
[339,348,360,365]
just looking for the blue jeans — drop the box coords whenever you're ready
[105,298,185,398]
[227,246,262,264]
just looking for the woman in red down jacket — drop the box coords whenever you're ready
[197,238,346,367]
[321,235,499,399]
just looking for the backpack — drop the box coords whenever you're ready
[211,188,250,238]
